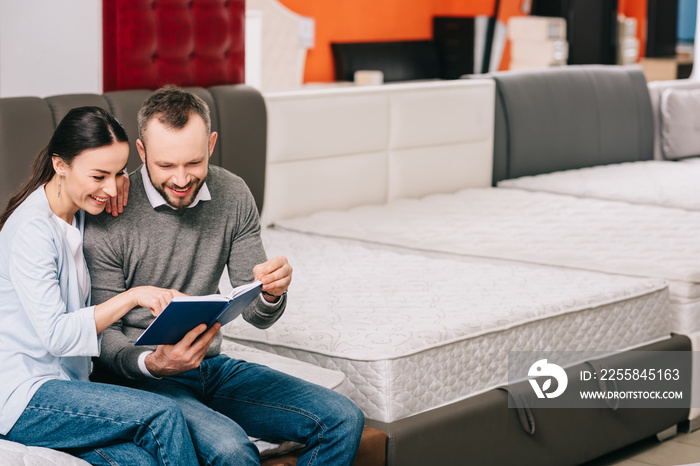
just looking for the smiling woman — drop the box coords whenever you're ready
[0,107,129,229]
[47,142,129,221]
[0,106,199,465]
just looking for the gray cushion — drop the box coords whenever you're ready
[103,90,152,169]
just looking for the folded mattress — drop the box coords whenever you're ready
[275,188,700,335]
[222,228,670,423]
[497,160,700,211]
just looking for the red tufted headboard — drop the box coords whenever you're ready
[103,0,245,92]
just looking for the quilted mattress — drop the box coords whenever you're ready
[0,440,89,466]
[222,229,670,423]
[497,160,700,211]
[275,188,700,335]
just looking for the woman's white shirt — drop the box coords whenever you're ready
[53,214,90,304]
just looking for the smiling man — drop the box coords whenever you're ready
[83,86,364,465]
[135,92,213,210]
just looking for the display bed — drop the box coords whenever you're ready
[498,160,700,211]
[222,229,682,465]
[484,67,700,212]
[275,188,700,336]
[222,229,671,423]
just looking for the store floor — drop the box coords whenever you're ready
[584,427,700,466]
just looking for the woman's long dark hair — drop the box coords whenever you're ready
[0,106,128,230]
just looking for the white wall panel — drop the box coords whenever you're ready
[0,0,102,97]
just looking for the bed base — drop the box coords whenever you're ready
[367,335,690,466]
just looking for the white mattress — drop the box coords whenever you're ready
[222,229,670,423]
[0,440,89,466]
[497,160,700,211]
[276,188,700,335]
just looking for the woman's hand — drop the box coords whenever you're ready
[94,286,186,334]
[130,286,187,316]
[106,171,130,216]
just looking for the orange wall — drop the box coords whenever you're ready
[279,0,647,83]
[619,0,648,57]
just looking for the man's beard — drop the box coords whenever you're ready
[146,164,207,210]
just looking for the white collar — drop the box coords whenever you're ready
[140,164,211,210]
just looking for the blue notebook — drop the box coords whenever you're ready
[134,280,263,346]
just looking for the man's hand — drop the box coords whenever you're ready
[253,256,292,303]
[106,171,130,216]
[144,322,221,377]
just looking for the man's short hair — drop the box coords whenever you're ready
[137,85,212,142]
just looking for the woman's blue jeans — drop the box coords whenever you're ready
[0,379,198,465]
[135,355,365,466]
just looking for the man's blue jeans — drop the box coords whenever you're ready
[0,379,198,465]
[136,354,365,466]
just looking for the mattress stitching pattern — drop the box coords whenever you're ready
[274,187,700,334]
[498,160,700,212]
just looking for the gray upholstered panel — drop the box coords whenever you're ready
[103,90,152,170]
[0,97,55,210]
[209,85,267,214]
[44,94,111,127]
[488,65,654,183]
[105,88,222,172]
[183,87,222,169]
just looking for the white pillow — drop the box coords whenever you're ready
[660,87,700,159]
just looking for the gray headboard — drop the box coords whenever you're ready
[0,85,267,213]
[482,65,655,184]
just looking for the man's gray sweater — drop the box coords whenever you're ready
[84,165,285,381]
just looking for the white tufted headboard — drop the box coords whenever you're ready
[260,79,495,226]
[246,0,312,90]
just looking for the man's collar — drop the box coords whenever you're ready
[140,164,211,210]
